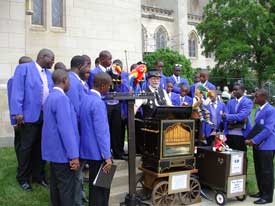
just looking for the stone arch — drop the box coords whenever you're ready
[142,24,148,53]
[188,31,199,58]
[154,25,169,50]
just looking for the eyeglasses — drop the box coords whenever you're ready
[174,64,182,68]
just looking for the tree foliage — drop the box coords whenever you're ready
[197,0,275,87]
[143,48,194,83]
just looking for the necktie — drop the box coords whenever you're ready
[235,100,239,113]
[155,90,160,103]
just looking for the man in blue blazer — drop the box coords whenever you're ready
[167,64,189,94]
[42,69,80,206]
[245,89,275,204]
[10,49,54,191]
[66,55,89,118]
[190,70,216,97]
[7,56,32,173]
[223,83,253,152]
[66,55,90,205]
[87,50,112,89]
[203,91,227,145]
[79,72,113,206]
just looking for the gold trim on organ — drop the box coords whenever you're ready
[165,123,191,146]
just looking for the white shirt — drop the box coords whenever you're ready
[35,62,49,105]
[53,87,65,94]
[90,89,101,98]
[99,64,107,72]
[173,74,181,84]
[260,102,268,111]
[134,86,172,113]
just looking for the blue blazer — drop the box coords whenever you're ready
[190,81,216,97]
[203,101,227,138]
[42,89,79,163]
[168,92,180,106]
[79,92,112,160]
[87,66,104,89]
[224,96,253,137]
[7,77,16,125]
[10,61,53,123]
[167,75,189,94]
[66,71,85,117]
[175,95,193,106]
[252,103,275,150]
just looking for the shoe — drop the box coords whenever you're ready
[250,192,262,198]
[20,182,32,191]
[254,198,272,204]
[35,180,49,187]
[113,155,128,161]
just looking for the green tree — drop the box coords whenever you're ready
[143,48,194,83]
[197,0,275,87]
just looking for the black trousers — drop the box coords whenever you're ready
[16,114,45,183]
[253,149,275,201]
[89,160,110,206]
[107,104,123,157]
[14,126,20,175]
[50,162,77,206]
[226,134,247,152]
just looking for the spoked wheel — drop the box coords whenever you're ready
[178,177,201,205]
[215,192,227,205]
[152,181,176,206]
[136,173,151,201]
[236,195,246,201]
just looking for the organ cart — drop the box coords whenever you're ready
[135,106,201,206]
[196,147,246,205]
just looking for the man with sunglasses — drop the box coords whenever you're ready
[168,64,189,94]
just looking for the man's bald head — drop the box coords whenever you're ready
[36,48,55,69]
[52,69,68,85]
[200,70,209,83]
[99,50,112,68]
[93,72,112,88]
[18,56,32,64]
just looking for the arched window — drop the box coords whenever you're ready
[142,25,148,53]
[188,32,198,58]
[155,26,168,50]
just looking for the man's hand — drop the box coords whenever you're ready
[245,139,254,146]
[102,158,112,174]
[15,115,24,126]
[69,158,80,170]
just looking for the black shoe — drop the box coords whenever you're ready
[113,155,128,161]
[250,192,262,198]
[254,198,272,204]
[35,180,49,187]
[20,182,32,191]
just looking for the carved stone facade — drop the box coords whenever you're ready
[0,0,215,138]
[141,0,215,69]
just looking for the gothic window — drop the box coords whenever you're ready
[142,25,148,53]
[155,26,168,50]
[32,0,44,25]
[188,32,198,58]
[52,0,63,27]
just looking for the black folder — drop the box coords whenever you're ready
[93,164,117,189]
[246,124,264,140]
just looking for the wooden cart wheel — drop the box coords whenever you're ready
[178,177,201,205]
[215,192,227,206]
[136,173,151,201]
[152,181,176,206]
